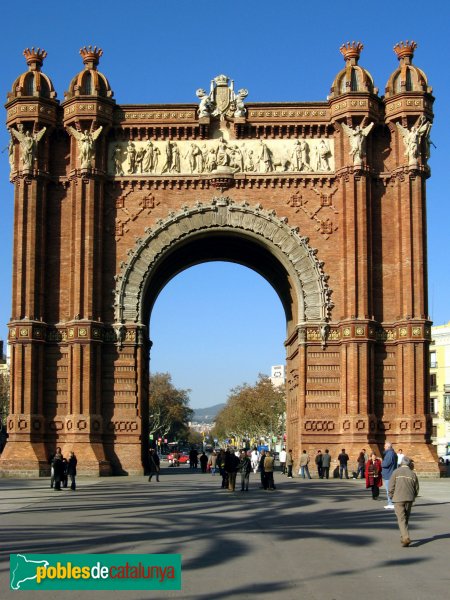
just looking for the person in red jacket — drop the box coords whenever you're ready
[365,452,383,500]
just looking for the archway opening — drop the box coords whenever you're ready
[149,261,287,417]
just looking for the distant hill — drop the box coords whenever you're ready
[192,403,225,423]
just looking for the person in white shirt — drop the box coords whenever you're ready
[279,447,287,475]
[397,448,405,467]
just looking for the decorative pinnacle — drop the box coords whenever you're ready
[23,47,47,71]
[340,41,364,63]
[393,40,417,62]
[79,45,103,68]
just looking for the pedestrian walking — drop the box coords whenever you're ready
[286,449,294,478]
[264,451,276,490]
[208,451,217,475]
[239,450,251,491]
[279,447,287,475]
[218,449,228,488]
[299,450,311,479]
[49,446,62,488]
[199,452,208,473]
[52,450,64,491]
[259,449,267,488]
[225,448,240,491]
[148,449,160,482]
[388,457,419,546]
[321,449,331,479]
[67,451,77,491]
[382,442,397,509]
[250,447,259,473]
[365,452,382,499]
[356,451,366,479]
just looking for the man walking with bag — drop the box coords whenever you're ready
[388,457,419,546]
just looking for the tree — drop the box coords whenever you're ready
[148,372,193,442]
[0,370,9,428]
[212,374,285,446]
[0,370,9,451]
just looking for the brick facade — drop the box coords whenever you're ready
[1,42,439,476]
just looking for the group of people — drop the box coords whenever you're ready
[188,448,209,472]
[49,447,77,491]
[148,441,419,546]
[286,447,350,480]
[208,448,276,492]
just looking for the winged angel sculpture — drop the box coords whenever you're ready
[10,125,46,170]
[396,118,430,166]
[341,122,374,166]
[67,126,103,169]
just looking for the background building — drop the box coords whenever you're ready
[430,323,450,456]
[270,365,286,388]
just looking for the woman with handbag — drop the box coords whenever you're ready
[365,452,383,499]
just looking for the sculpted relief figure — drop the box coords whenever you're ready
[315,139,331,171]
[171,143,181,173]
[244,148,255,172]
[216,137,231,167]
[196,88,214,118]
[184,143,204,173]
[257,140,274,172]
[8,133,15,173]
[396,117,430,166]
[341,122,374,166]
[290,139,311,171]
[161,141,180,174]
[230,145,244,172]
[143,141,155,172]
[11,125,47,170]
[135,147,146,173]
[234,88,248,118]
[113,144,124,175]
[206,148,217,172]
[67,126,103,169]
[126,141,136,174]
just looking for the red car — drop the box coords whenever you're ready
[168,452,190,466]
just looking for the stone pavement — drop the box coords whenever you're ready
[1,467,449,600]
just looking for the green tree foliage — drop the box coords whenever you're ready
[149,372,193,441]
[0,370,9,430]
[212,374,285,442]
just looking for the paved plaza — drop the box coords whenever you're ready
[1,467,449,599]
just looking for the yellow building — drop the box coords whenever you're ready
[430,323,450,457]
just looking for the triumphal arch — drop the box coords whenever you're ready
[2,42,438,475]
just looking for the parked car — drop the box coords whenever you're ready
[168,452,190,466]
[438,452,450,465]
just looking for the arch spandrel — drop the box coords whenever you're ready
[114,197,333,328]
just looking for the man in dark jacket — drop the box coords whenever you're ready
[338,449,349,479]
[225,449,240,491]
[148,449,161,482]
[67,451,78,490]
[381,442,397,509]
[52,451,64,491]
[315,450,323,479]
[321,449,331,479]
[388,457,419,546]
[238,450,251,491]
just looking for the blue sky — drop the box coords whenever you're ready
[1,1,449,408]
